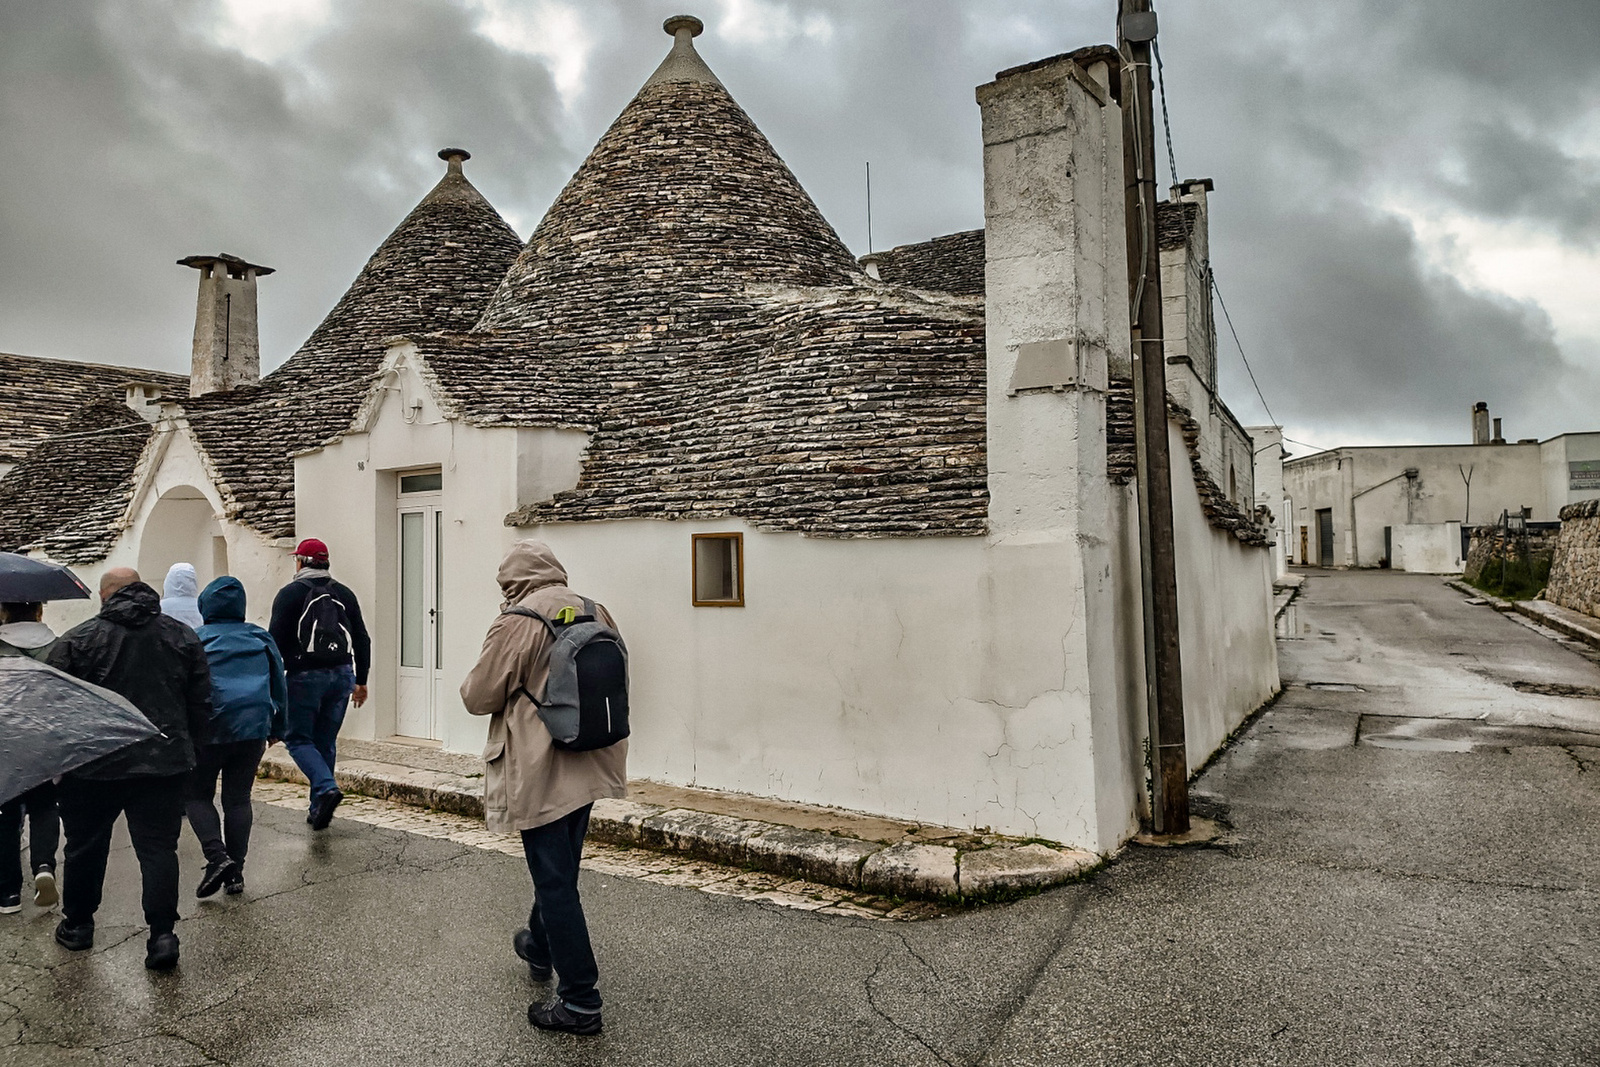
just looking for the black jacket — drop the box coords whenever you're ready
[46,582,212,779]
[268,571,372,683]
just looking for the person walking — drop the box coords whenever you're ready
[460,540,628,1037]
[187,576,286,898]
[45,568,212,971]
[0,601,61,913]
[159,563,204,630]
[268,538,369,831]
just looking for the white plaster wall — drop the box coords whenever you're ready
[1391,522,1463,574]
[295,348,589,757]
[1248,425,1288,578]
[1167,420,1279,766]
[1544,433,1600,512]
[1286,443,1547,567]
[41,424,291,634]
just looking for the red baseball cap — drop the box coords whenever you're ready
[294,538,329,563]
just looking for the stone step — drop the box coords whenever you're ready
[257,748,1099,902]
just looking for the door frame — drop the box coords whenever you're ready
[395,471,444,740]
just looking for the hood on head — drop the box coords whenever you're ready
[199,576,247,623]
[101,582,161,627]
[0,620,55,649]
[497,540,568,605]
[164,563,199,600]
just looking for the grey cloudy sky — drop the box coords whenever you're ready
[2,0,1597,455]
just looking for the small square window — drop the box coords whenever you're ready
[692,533,743,607]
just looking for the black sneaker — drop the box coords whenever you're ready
[54,918,93,951]
[0,894,19,915]
[145,932,180,971]
[513,929,554,981]
[224,867,245,896]
[197,860,238,899]
[528,1000,602,1035]
[310,788,344,831]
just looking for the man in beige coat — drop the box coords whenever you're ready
[461,540,626,1036]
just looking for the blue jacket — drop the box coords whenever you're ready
[196,577,287,743]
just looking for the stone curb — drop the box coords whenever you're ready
[1443,578,1514,612]
[1511,600,1600,651]
[256,751,1099,902]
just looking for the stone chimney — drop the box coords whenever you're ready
[1492,417,1504,444]
[177,253,274,396]
[1472,401,1491,445]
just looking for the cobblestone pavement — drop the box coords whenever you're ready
[2,570,1596,1065]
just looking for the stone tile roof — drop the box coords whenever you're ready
[0,400,154,563]
[1105,376,1269,547]
[865,230,986,296]
[1156,201,1198,252]
[476,58,861,332]
[0,353,185,463]
[414,27,988,537]
[182,158,524,538]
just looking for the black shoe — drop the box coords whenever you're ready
[528,1000,602,1035]
[513,929,554,982]
[54,918,93,951]
[224,867,245,896]
[310,788,343,831]
[197,859,238,899]
[144,932,180,971]
[0,894,19,915]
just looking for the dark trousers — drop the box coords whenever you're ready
[285,666,354,800]
[520,804,601,1013]
[185,739,267,868]
[59,774,186,936]
[0,781,59,897]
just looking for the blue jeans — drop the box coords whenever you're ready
[520,804,601,1013]
[284,666,355,801]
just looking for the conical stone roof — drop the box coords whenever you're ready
[476,17,860,331]
[186,151,523,537]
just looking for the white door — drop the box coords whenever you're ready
[396,496,443,740]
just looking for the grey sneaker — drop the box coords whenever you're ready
[33,869,58,909]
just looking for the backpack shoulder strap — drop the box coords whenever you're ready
[502,605,558,638]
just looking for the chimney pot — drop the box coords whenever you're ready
[860,253,882,281]
[177,253,273,396]
[438,147,471,175]
[1492,417,1504,444]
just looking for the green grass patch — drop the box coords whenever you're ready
[1466,554,1551,601]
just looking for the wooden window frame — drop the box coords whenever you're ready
[691,532,744,607]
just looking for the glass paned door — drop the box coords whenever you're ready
[397,503,442,739]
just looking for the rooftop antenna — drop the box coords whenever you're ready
[865,161,873,254]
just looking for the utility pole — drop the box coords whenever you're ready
[1119,0,1190,835]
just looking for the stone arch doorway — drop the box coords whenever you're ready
[138,486,229,590]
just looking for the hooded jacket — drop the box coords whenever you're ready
[159,563,204,630]
[459,540,627,832]
[0,620,56,661]
[196,576,288,744]
[46,581,212,779]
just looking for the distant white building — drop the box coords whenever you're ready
[0,20,1280,852]
[1282,402,1600,570]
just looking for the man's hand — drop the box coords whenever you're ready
[351,685,369,708]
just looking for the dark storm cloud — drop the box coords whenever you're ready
[0,0,1596,450]
[0,0,566,371]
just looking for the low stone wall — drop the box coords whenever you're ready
[1464,523,1557,584]
[1547,499,1600,618]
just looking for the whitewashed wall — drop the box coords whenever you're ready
[1391,522,1464,574]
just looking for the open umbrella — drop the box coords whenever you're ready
[0,553,91,602]
[0,658,161,804]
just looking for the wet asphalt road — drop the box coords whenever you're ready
[2,569,1597,1066]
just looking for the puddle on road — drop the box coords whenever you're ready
[1511,680,1600,700]
[1307,682,1366,692]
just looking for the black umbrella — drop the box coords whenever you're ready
[0,658,161,804]
[0,553,91,602]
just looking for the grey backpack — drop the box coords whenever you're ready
[504,598,629,752]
